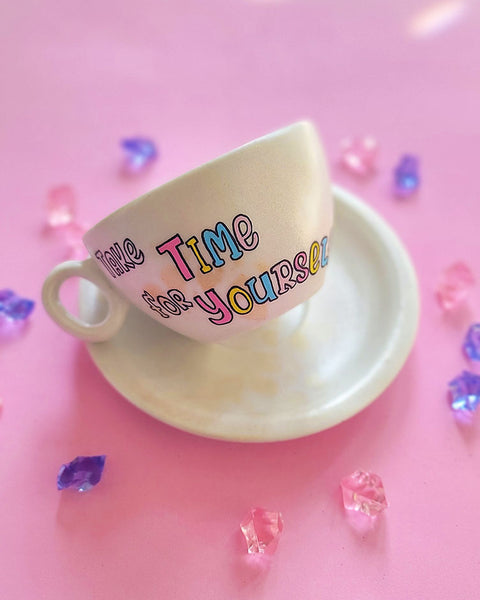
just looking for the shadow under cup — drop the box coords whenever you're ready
[216,299,311,352]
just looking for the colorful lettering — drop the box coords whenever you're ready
[228,286,254,315]
[156,234,194,281]
[309,241,320,275]
[202,222,243,268]
[185,236,213,274]
[194,288,233,325]
[320,236,329,268]
[233,214,259,251]
[270,259,297,295]
[244,272,277,304]
[293,251,309,284]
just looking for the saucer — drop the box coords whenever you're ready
[79,185,419,442]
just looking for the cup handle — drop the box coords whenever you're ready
[42,257,129,342]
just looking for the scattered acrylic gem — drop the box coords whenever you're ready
[449,371,480,411]
[340,470,388,517]
[436,261,475,310]
[0,289,34,321]
[0,289,15,309]
[393,154,420,197]
[44,185,89,258]
[57,455,106,492]
[121,137,158,172]
[4,297,35,320]
[339,136,378,177]
[463,324,480,361]
[46,185,77,227]
[240,507,284,554]
[63,221,88,259]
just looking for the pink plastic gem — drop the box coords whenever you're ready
[63,221,88,259]
[339,136,378,176]
[436,261,475,310]
[340,470,388,517]
[46,185,76,227]
[240,507,284,554]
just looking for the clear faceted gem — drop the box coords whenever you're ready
[121,137,158,172]
[436,261,475,310]
[339,136,378,176]
[449,371,480,411]
[393,154,420,197]
[0,290,35,321]
[240,507,284,554]
[46,185,77,227]
[340,470,388,517]
[463,324,480,361]
[57,455,106,492]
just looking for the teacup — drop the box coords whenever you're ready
[42,121,334,343]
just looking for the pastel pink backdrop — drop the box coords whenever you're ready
[1,1,479,598]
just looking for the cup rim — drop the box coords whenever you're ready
[83,120,315,241]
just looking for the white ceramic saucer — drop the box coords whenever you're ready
[79,185,419,442]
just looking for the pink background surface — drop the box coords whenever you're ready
[1,1,480,598]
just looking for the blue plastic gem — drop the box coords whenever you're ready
[57,455,106,492]
[0,290,35,321]
[393,154,420,197]
[463,323,480,361]
[448,371,480,412]
[121,137,158,171]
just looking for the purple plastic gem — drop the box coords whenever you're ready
[448,371,480,412]
[0,290,35,321]
[3,297,35,320]
[463,323,480,361]
[393,154,420,197]
[0,289,15,309]
[57,455,106,492]
[121,137,158,172]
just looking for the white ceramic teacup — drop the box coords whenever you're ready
[42,121,334,343]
